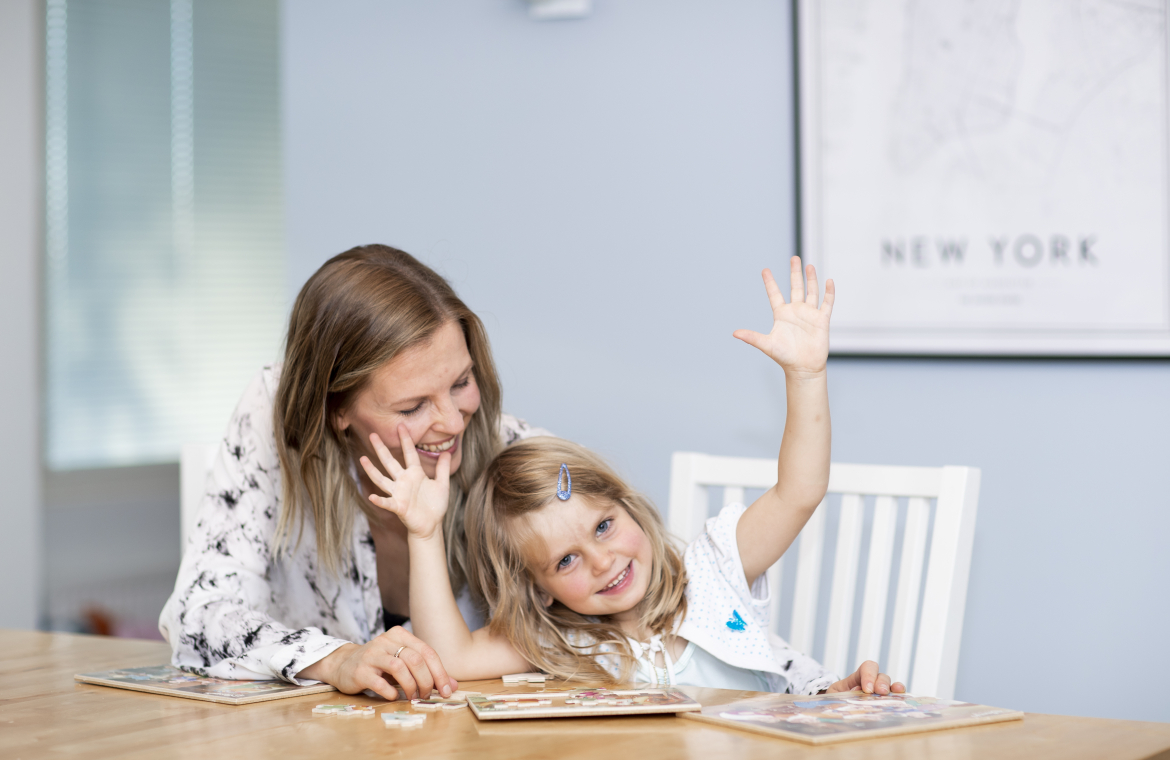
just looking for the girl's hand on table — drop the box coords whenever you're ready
[733,256,834,378]
[360,425,450,541]
[298,626,458,700]
[825,660,905,696]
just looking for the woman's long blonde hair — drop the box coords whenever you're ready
[465,438,688,683]
[273,244,502,589]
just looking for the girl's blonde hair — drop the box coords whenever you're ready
[465,438,688,682]
[273,244,502,588]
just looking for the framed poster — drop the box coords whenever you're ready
[797,0,1170,355]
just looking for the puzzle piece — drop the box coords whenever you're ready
[501,672,546,684]
[312,704,358,715]
[381,711,427,728]
[411,698,468,710]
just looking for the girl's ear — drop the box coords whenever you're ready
[538,589,554,607]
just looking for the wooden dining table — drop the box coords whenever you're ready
[2,629,1167,759]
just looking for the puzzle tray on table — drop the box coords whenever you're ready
[74,665,336,705]
[467,687,701,721]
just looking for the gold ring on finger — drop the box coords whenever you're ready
[393,645,407,658]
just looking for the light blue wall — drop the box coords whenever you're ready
[282,0,1169,722]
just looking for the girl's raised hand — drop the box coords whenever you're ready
[359,426,450,540]
[733,256,834,376]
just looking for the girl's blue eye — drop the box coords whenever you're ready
[557,555,573,570]
[596,519,612,536]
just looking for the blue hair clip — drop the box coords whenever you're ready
[556,463,572,501]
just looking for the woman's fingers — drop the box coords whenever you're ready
[393,647,435,698]
[804,263,819,305]
[381,656,419,699]
[388,628,455,698]
[788,256,805,305]
[361,667,406,701]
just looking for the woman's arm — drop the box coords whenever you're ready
[160,369,453,699]
[731,258,835,585]
[361,428,531,680]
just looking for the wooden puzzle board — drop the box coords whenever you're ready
[75,665,336,705]
[468,687,701,720]
[681,690,1024,745]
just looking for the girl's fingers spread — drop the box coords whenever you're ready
[732,328,765,350]
[821,279,836,317]
[761,268,785,307]
[804,264,820,305]
[397,425,422,470]
[789,256,806,304]
[858,660,879,693]
[370,434,404,477]
[359,456,393,492]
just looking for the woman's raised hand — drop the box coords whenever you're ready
[359,425,450,540]
[733,256,834,377]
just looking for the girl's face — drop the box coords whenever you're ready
[336,320,481,483]
[524,494,654,626]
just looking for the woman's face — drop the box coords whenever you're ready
[336,320,481,483]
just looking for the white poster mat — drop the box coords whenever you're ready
[798,0,1170,355]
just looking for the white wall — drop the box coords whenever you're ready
[0,0,44,630]
[282,0,1169,721]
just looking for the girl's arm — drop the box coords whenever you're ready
[732,257,834,585]
[361,429,532,680]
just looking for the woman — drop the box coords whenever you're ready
[159,245,548,700]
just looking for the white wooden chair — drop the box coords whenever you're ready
[179,443,218,556]
[668,453,980,700]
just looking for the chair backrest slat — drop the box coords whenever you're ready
[886,496,930,685]
[722,485,745,509]
[668,452,980,700]
[822,494,863,676]
[910,467,980,698]
[854,494,897,671]
[788,502,826,654]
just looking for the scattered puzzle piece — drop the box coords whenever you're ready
[381,711,426,728]
[501,672,546,684]
[312,704,357,715]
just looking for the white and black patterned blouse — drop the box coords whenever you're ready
[158,365,549,684]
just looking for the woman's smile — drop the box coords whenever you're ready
[416,435,458,458]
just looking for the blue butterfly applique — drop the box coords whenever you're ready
[725,610,746,631]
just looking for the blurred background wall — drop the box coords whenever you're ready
[281,0,1169,721]
[10,0,1167,723]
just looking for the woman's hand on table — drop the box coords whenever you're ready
[824,660,905,696]
[297,626,458,700]
[360,426,450,541]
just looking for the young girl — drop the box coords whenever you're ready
[360,258,904,696]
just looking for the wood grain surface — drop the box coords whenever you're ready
[2,630,1168,760]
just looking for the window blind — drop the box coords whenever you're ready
[45,0,285,469]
